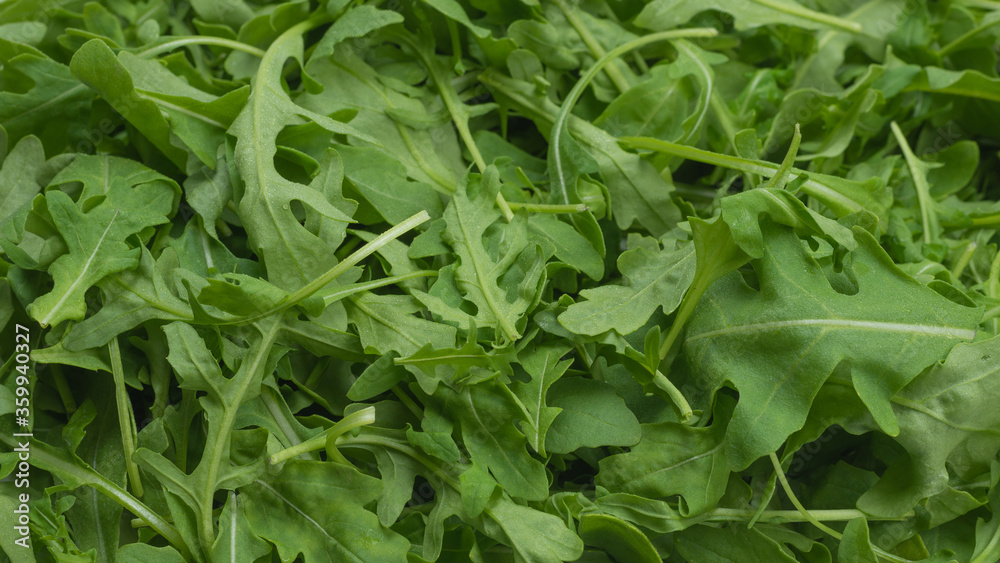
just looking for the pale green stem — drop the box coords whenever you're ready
[709,89,741,151]
[391,385,425,420]
[755,0,863,32]
[989,249,1000,336]
[260,386,318,461]
[550,28,718,209]
[320,270,438,306]
[135,36,266,58]
[706,508,913,523]
[940,15,1000,56]
[50,365,77,415]
[0,434,190,559]
[392,33,515,221]
[763,123,801,190]
[337,432,462,489]
[197,318,281,551]
[552,0,632,93]
[269,406,377,465]
[108,337,143,498]
[769,453,912,563]
[950,241,978,280]
[223,211,430,324]
[659,265,717,360]
[651,370,693,423]
[624,136,863,215]
[890,122,937,245]
[506,201,589,213]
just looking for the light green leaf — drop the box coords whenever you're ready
[512,343,572,456]
[419,167,547,343]
[242,460,410,563]
[839,518,879,563]
[229,18,369,290]
[29,156,176,327]
[560,241,695,336]
[0,135,45,224]
[635,0,862,32]
[684,222,980,470]
[445,383,549,501]
[597,397,732,515]
[545,378,641,454]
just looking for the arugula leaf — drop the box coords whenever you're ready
[242,460,410,562]
[7,2,1000,561]
[29,156,176,327]
[685,221,980,469]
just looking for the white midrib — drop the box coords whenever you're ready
[41,210,120,327]
[686,318,977,342]
[230,493,237,563]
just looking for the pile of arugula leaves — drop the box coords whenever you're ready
[2,0,1000,561]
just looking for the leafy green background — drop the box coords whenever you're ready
[1,0,1000,561]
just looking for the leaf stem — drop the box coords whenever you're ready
[0,434,190,559]
[550,28,718,209]
[393,32,515,221]
[49,365,78,415]
[268,406,377,465]
[134,37,266,59]
[552,0,632,93]
[769,453,911,563]
[320,270,438,306]
[220,211,430,324]
[939,15,1000,56]
[506,201,589,213]
[197,317,281,552]
[989,248,1000,336]
[624,136,864,216]
[260,386,318,461]
[287,211,431,307]
[651,370,693,422]
[950,241,978,280]
[890,122,938,245]
[706,507,913,523]
[756,0,863,33]
[762,123,801,190]
[108,336,143,498]
[391,385,425,420]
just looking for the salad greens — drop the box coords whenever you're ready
[2,0,1000,561]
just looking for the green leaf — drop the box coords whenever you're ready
[597,396,732,515]
[229,17,368,291]
[559,241,695,336]
[720,188,856,259]
[512,343,572,456]
[578,514,660,563]
[417,167,547,343]
[478,495,584,562]
[242,460,410,563]
[675,523,799,562]
[70,40,249,170]
[445,383,550,501]
[339,144,444,224]
[0,54,91,154]
[545,377,641,454]
[0,135,45,224]
[347,293,457,356]
[839,518,879,563]
[64,247,192,350]
[635,0,863,32]
[29,156,176,327]
[684,222,980,469]
[858,336,1000,516]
